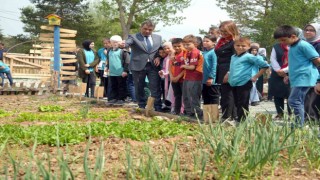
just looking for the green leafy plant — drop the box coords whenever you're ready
[38,105,64,112]
[0,109,11,118]
[79,103,90,119]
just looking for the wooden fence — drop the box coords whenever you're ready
[3,53,51,79]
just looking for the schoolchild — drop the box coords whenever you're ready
[158,46,167,105]
[248,45,261,106]
[105,35,130,104]
[273,25,320,127]
[97,38,111,98]
[181,35,204,118]
[0,60,13,87]
[170,38,186,114]
[159,43,175,111]
[202,35,219,105]
[269,42,292,119]
[224,37,269,122]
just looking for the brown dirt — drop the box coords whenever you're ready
[0,95,319,179]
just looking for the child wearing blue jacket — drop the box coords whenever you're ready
[202,35,219,105]
[274,25,320,128]
[224,37,269,123]
[0,60,13,87]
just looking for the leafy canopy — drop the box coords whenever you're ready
[20,0,95,44]
[216,0,320,51]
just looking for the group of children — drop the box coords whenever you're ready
[156,34,269,122]
[97,23,320,127]
[1,23,319,128]
[156,24,320,127]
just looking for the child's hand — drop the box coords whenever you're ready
[158,70,164,76]
[122,72,128,77]
[283,76,289,84]
[85,70,90,74]
[171,76,178,83]
[85,64,90,67]
[104,68,109,76]
[251,76,258,82]
[223,73,229,83]
[315,83,320,95]
[206,79,213,86]
[276,69,286,77]
[154,57,160,67]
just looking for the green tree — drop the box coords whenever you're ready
[95,0,191,39]
[216,0,320,51]
[0,27,3,41]
[20,0,95,44]
[2,34,33,54]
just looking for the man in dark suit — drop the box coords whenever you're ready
[124,20,162,111]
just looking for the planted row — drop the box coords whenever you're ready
[12,109,128,122]
[0,119,197,145]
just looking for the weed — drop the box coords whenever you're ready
[79,103,90,119]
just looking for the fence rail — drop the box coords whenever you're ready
[3,53,51,79]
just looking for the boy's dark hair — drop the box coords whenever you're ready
[234,37,251,45]
[273,25,297,39]
[183,34,197,44]
[196,36,203,50]
[158,46,164,51]
[171,38,183,45]
[204,35,217,43]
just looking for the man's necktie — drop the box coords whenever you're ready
[145,36,152,52]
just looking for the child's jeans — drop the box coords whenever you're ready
[0,72,13,87]
[182,80,202,117]
[288,87,310,127]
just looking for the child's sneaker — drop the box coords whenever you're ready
[114,100,125,105]
[222,119,239,127]
[106,99,117,105]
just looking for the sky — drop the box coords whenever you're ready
[0,0,230,41]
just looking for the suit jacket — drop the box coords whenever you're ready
[126,33,162,71]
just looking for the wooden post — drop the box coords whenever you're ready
[10,58,13,73]
[203,104,219,123]
[94,86,104,101]
[80,83,87,100]
[145,97,155,117]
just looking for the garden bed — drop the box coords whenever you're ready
[0,95,319,179]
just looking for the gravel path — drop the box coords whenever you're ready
[249,100,278,117]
